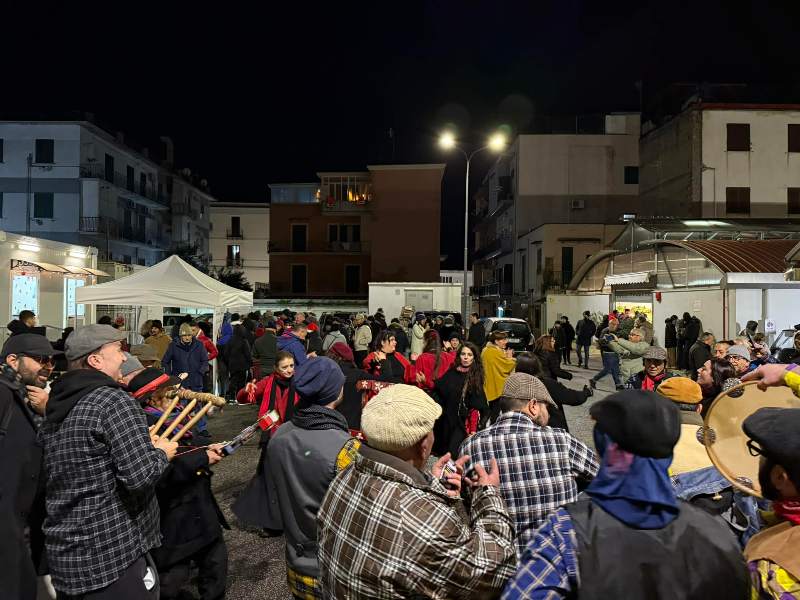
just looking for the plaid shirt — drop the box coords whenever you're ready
[40,386,169,594]
[502,508,578,599]
[459,411,598,557]
[317,445,517,599]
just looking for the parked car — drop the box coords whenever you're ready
[482,317,533,351]
[771,327,800,363]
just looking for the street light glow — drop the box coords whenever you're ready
[488,132,506,152]
[439,132,456,150]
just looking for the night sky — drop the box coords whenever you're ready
[5,1,800,267]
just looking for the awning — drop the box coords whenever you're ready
[82,267,111,277]
[61,265,91,275]
[11,259,67,273]
[604,271,651,286]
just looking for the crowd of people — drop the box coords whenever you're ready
[1,304,799,599]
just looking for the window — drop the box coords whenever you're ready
[345,265,360,294]
[227,244,241,266]
[352,224,361,242]
[291,264,307,294]
[788,188,800,214]
[520,254,526,292]
[230,216,241,236]
[536,247,543,275]
[104,154,114,182]
[726,124,750,151]
[33,192,54,218]
[726,187,751,215]
[11,273,38,318]
[35,139,54,163]
[64,278,85,322]
[339,224,349,243]
[328,224,338,242]
[291,223,307,251]
[126,166,135,191]
[624,166,639,185]
[789,125,800,153]
[561,246,574,286]
[0,138,3,162]
[139,173,147,196]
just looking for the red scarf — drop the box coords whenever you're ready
[774,499,800,526]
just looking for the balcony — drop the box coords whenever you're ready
[173,203,200,219]
[79,216,169,248]
[80,164,165,207]
[226,228,244,239]
[473,234,513,261]
[268,240,370,253]
[471,282,513,297]
[321,196,372,213]
[226,257,244,268]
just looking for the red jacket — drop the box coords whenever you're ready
[362,351,412,383]
[409,351,456,391]
[197,331,218,361]
[236,374,299,435]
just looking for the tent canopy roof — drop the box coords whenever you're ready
[76,255,252,308]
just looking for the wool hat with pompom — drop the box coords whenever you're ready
[361,384,442,452]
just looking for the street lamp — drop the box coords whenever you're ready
[438,131,507,324]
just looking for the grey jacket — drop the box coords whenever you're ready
[608,337,650,381]
[322,330,347,352]
[268,407,357,579]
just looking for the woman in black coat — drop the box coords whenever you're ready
[223,325,252,399]
[515,352,591,432]
[432,341,489,457]
[325,342,377,431]
[534,335,572,381]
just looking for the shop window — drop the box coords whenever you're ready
[64,278,85,323]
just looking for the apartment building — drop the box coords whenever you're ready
[268,165,444,302]
[639,101,800,218]
[209,201,270,294]
[472,113,640,327]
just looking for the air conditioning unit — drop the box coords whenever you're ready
[570,199,585,210]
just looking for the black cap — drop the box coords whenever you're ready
[743,407,800,472]
[1,333,63,359]
[590,389,681,458]
[127,367,181,400]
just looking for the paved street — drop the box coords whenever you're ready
[204,353,612,599]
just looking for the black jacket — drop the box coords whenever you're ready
[223,325,253,372]
[432,368,489,457]
[575,318,597,345]
[536,349,572,381]
[468,322,486,348]
[684,317,702,345]
[144,413,228,569]
[664,321,678,348]
[6,319,35,337]
[306,329,323,355]
[550,326,567,349]
[253,330,277,372]
[337,362,377,430]
[0,369,46,599]
[389,325,410,354]
[561,322,576,343]
[688,340,712,379]
[540,376,589,432]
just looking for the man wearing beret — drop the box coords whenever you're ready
[503,389,747,599]
[318,383,517,598]
[742,363,800,598]
[460,372,598,558]
[0,334,61,599]
[268,357,360,599]
[40,324,178,599]
[626,346,673,391]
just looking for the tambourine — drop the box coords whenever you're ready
[700,380,800,498]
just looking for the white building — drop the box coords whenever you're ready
[1,230,104,345]
[0,121,170,266]
[640,102,800,218]
[209,202,269,294]
[473,113,641,327]
[439,269,473,287]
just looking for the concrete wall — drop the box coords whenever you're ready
[701,109,800,218]
[209,203,270,287]
[652,289,724,346]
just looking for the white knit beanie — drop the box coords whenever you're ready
[361,384,442,452]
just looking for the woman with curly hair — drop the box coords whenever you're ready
[696,357,738,416]
[432,341,488,457]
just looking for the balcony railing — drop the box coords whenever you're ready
[321,196,372,213]
[226,229,244,239]
[79,216,169,247]
[472,234,513,261]
[268,240,370,253]
[226,257,243,267]
[471,282,513,297]
[80,164,161,204]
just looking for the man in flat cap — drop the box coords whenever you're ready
[503,389,747,600]
[742,363,800,598]
[318,383,517,599]
[460,372,598,558]
[40,325,178,599]
[0,333,62,599]
[627,345,673,391]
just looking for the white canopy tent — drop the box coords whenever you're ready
[76,255,253,393]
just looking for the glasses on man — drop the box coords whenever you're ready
[20,354,54,367]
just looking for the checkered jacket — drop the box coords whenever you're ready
[39,386,169,594]
[317,445,517,599]
[460,412,598,558]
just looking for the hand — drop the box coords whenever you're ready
[244,381,257,395]
[153,436,179,461]
[307,351,317,358]
[741,364,793,390]
[431,453,470,497]
[410,353,419,362]
[374,351,386,361]
[26,385,49,416]
[505,348,514,358]
[178,372,189,380]
[415,371,426,384]
[470,458,501,488]
[206,443,225,465]
[443,341,452,351]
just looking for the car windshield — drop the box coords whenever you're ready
[494,322,530,337]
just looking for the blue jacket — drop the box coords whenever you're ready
[162,338,209,392]
[277,332,308,367]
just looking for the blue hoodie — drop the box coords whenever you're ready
[277,331,308,367]
[161,338,209,392]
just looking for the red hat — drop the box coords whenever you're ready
[328,341,354,363]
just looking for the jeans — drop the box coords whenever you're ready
[592,352,621,386]
[576,343,591,367]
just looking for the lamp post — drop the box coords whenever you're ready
[439,132,506,324]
